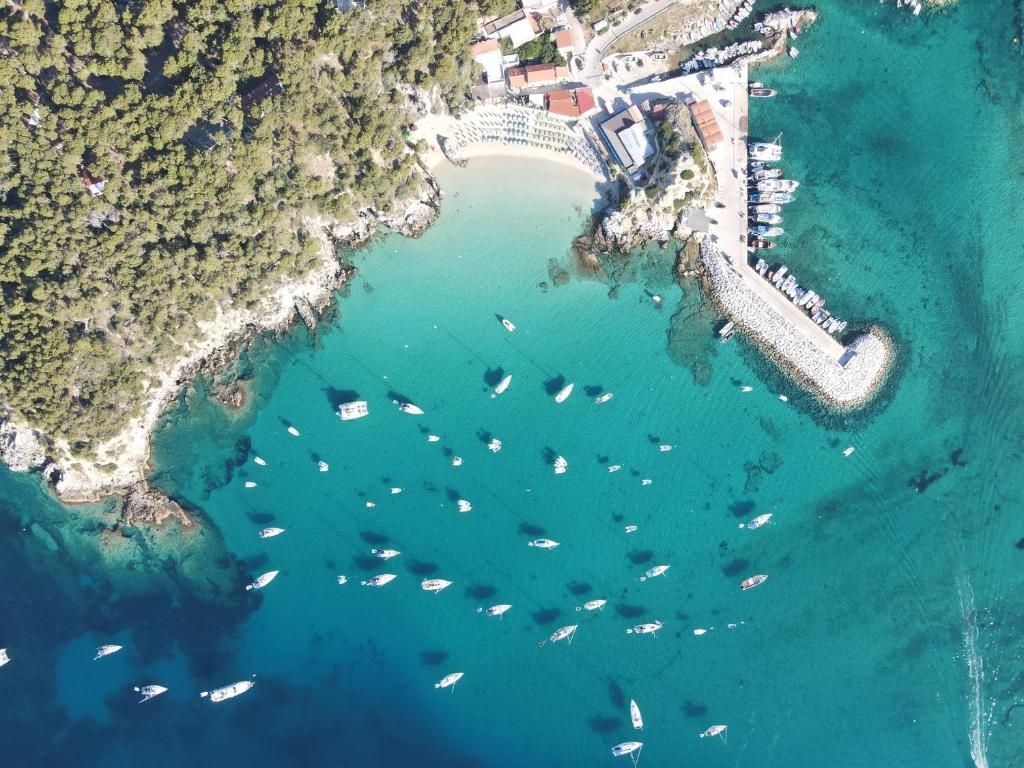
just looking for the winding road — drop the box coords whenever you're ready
[580,0,681,81]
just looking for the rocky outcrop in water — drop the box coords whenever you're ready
[121,484,194,529]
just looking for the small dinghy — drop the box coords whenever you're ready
[640,565,670,581]
[843,446,855,457]
[501,317,516,332]
[743,513,773,529]
[395,400,424,415]
[337,575,348,585]
[427,435,440,442]
[741,386,753,393]
[338,401,369,420]
[595,392,614,404]
[528,538,560,549]
[626,621,663,636]
[457,499,472,512]
[434,672,464,691]
[658,445,673,452]
[245,570,279,591]
[609,465,622,473]
[544,624,578,645]
[624,525,638,533]
[700,724,728,742]
[481,603,513,618]
[553,455,568,475]
[134,684,168,703]
[94,644,123,661]
[258,527,285,539]
[452,456,463,467]
[778,394,789,402]
[421,578,453,593]
[554,383,575,403]
[494,374,512,396]
[201,678,254,703]
[244,481,257,488]
[487,438,502,453]
[641,479,652,486]
[390,487,402,495]
[372,548,400,560]
[287,426,300,436]
[740,574,768,591]
[577,598,606,612]
[361,573,397,587]
[253,456,267,466]
[630,699,643,730]
[318,461,329,472]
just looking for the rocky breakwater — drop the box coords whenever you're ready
[702,242,892,407]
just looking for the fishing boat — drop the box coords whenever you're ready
[337,575,348,585]
[501,317,516,332]
[361,573,397,587]
[318,461,329,472]
[594,392,614,404]
[554,383,575,403]
[253,456,267,466]
[452,456,463,467]
[372,548,400,560]
[757,178,799,192]
[200,679,254,703]
[483,603,513,617]
[641,565,670,581]
[421,578,453,593]
[843,446,856,457]
[528,538,560,549]
[577,599,607,612]
[94,644,123,661]
[749,84,777,98]
[395,400,424,415]
[488,438,502,453]
[337,400,369,420]
[751,167,783,181]
[134,684,168,703]
[744,513,773,529]
[629,699,644,730]
[457,499,472,512]
[748,191,794,204]
[244,481,257,488]
[245,570,279,591]
[750,225,784,237]
[609,465,622,473]
[749,238,776,250]
[434,672,463,691]
[753,203,782,215]
[740,574,769,591]
[547,624,578,644]
[624,525,638,533]
[748,141,782,161]
[700,724,728,741]
[553,455,568,474]
[0,648,9,667]
[287,426,300,436]
[612,742,643,759]
[427,435,440,442]
[755,213,783,224]
[626,621,663,636]
[658,444,673,452]
[494,374,512,395]
[718,320,736,342]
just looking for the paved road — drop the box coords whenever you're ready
[580,0,680,81]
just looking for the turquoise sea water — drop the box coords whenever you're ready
[2,2,1023,765]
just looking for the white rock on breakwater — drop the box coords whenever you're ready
[702,242,891,406]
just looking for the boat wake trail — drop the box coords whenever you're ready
[958,575,990,768]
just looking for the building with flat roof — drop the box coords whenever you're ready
[599,105,653,173]
[470,38,504,83]
[483,9,541,49]
[545,87,596,118]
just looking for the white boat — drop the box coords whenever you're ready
[554,383,575,403]
[361,573,397,587]
[744,513,773,529]
[372,548,400,560]
[494,374,512,395]
[318,460,329,472]
[134,684,168,703]
[501,317,516,332]
[741,385,753,393]
[390,487,402,494]
[258,526,285,539]
[553,455,568,474]
[748,141,782,161]
[700,724,728,741]
[201,679,254,703]
[434,672,464,691]
[577,598,606,612]
[740,574,768,591]
[843,446,855,457]
[693,628,708,636]
[626,621,663,636]
[487,438,502,453]
[0,648,9,667]
[94,644,123,661]
[630,699,644,730]
[612,741,643,757]
[624,525,638,533]
[640,565,670,581]
[483,603,513,617]
[548,624,578,644]
[395,400,424,415]
[789,46,800,58]
[757,178,799,193]
[457,499,473,512]
[245,570,279,591]
[778,394,789,402]
[365,501,376,508]
[287,426,300,436]
[754,203,782,214]
[658,445,672,452]
[755,213,783,224]
[452,456,463,467]
[528,538,560,549]
[337,575,348,585]
[595,392,614,404]
[337,400,369,420]
[641,478,652,486]
[427,435,440,442]
[253,456,267,466]
[244,481,257,488]
[609,465,622,473]
[421,578,453,593]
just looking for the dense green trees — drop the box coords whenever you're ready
[0,0,475,448]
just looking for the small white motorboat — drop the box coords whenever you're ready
[372,548,400,560]
[553,455,568,475]
[640,565,670,581]
[547,625,578,644]
[0,648,9,667]
[201,679,255,703]
[258,527,285,539]
[743,513,773,529]
[494,374,512,395]
[452,456,463,467]
[395,400,424,415]
[245,570,279,591]
[434,672,464,691]
[457,499,472,512]
[624,525,638,533]
[244,481,257,488]
[789,46,800,58]
[287,426,300,436]
[843,446,855,457]
[626,621,663,636]
[487,438,502,453]
[778,394,789,402]
[501,317,516,332]
[700,724,728,741]
[740,574,768,591]
[134,684,168,703]
[390,487,402,495]
[318,461,329,472]
[741,386,753,393]
[421,578,453,593]
[658,445,673,452]
[612,741,643,758]
[482,603,513,617]
[693,628,708,636]
[361,573,397,587]
[554,383,575,403]
[253,456,267,466]
[528,538,560,549]
[94,644,123,661]
[337,575,348,585]
[595,392,614,404]
[630,699,643,730]
[641,479,652,486]
[609,465,622,473]
[577,598,606,612]
[365,501,376,508]
[337,401,369,420]
[427,435,440,442]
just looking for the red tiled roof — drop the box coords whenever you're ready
[554,29,573,50]
[470,39,500,58]
[545,87,596,118]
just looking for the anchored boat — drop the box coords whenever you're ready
[577,598,607,612]
[546,624,578,644]
[740,574,769,591]
[201,679,254,703]
[245,570,279,591]
[258,527,285,539]
[630,699,644,730]
[627,621,663,636]
[483,603,513,617]
[337,400,369,420]
[494,374,512,395]
[372,548,400,560]
[640,565,670,581]
[744,513,773,529]
[361,573,397,587]
[94,644,123,661]
[395,400,424,415]
[421,578,453,593]
[554,383,575,403]
[553,455,568,474]
[528,538,560,549]
[501,317,516,332]
[700,724,728,742]
[434,672,464,691]
[134,684,168,703]
[594,392,614,404]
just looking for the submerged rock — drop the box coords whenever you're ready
[121,484,194,529]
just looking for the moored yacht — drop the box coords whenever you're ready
[744,513,773,529]
[843,446,856,457]
[457,499,473,512]
[630,699,643,730]
[134,684,168,703]
[244,481,257,488]
[337,400,369,420]
[577,598,607,612]
[94,644,123,661]
[253,456,267,466]
[612,741,643,758]
[609,464,622,473]
[287,425,300,436]
[372,548,400,560]
[626,620,663,636]
[501,317,516,332]
[751,167,783,181]
[494,374,512,395]
[740,574,769,591]
[640,565,670,581]
[421,578,453,593]
[594,392,614,404]
[753,202,781,214]
[750,225,784,237]
[547,624,578,644]
[528,538,560,549]
[0,648,9,667]
[200,679,254,703]
[748,141,782,161]
[361,573,397,587]
[700,724,728,740]
[483,603,513,617]
[245,570,279,591]
[624,525,638,533]
[488,438,502,453]
[395,400,424,415]
[318,460,329,472]
[553,455,568,474]
[554,383,575,403]
[434,672,464,691]
[757,178,799,193]
[755,213,783,224]
[749,82,777,97]
[658,444,673,452]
